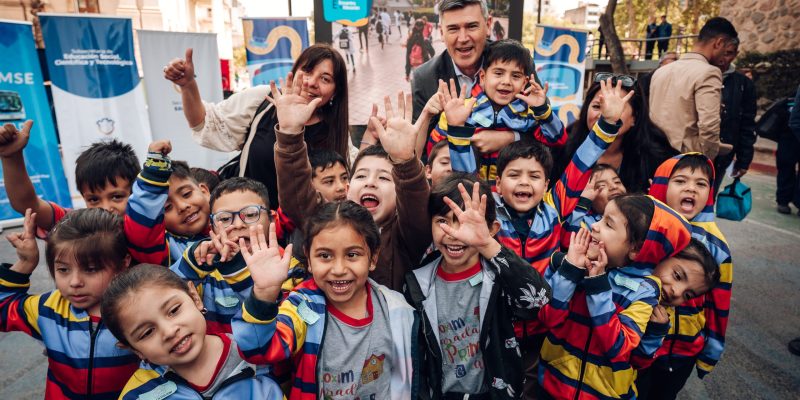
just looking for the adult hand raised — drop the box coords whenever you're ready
[163,48,195,87]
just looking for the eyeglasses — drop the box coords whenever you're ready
[594,72,636,89]
[210,205,268,228]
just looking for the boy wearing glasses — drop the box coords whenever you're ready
[171,176,286,335]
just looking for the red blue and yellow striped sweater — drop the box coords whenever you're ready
[647,153,733,377]
[125,154,295,267]
[537,197,692,400]
[449,118,621,338]
[125,154,209,266]
[429,83,567,188]
[233,279,418,400]
[0,265,139,399]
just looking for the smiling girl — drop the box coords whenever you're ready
[232,201,418,399]
[101,264,283,399]
[0,208,138,399]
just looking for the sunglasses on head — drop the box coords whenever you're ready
[594,72,636,89]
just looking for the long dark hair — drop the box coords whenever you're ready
[551,80,678,193]
[291,44,350,164]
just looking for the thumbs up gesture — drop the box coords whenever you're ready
[163,48,195,87]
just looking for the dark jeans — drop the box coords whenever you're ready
[358,26,369,49]
[521,333,546,400]
[776,131,800,206]
[645,40,656,60]
[657,39,670,57]
[635,357,695,400]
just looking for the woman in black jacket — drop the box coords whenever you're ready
[551,79,678,194]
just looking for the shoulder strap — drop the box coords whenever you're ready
[238,98,274,177]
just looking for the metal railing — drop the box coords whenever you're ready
[587,34,699,62]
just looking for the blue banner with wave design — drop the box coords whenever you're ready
[533,25,588,125]
[243,18,309,87]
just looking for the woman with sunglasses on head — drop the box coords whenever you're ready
[551,74,678,193]
[164,44,357,211]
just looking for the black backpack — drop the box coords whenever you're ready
[338,29,350,50]
[756,97,794,142]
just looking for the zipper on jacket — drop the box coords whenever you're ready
[667,312,680,372]
[86,320,101,399]
[574,328,594,400]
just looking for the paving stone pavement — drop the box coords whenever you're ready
[334,25,446,126]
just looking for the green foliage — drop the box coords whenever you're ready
[612,0,720,39]
[736,49,800,101]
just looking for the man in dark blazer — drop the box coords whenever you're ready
[411,0,539,158]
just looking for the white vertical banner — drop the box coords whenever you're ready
[39,14,152,199]
[138,30,234,170]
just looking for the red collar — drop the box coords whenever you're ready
[437,260,482,282]
[326,283,373,327]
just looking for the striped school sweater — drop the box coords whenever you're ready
[124,154,209,266]
[537,197,692,400]
[647,153,733,377]
[0,265,139,399]
[449,118,620,338]
[428,83,567,188]
[233,279,418,400]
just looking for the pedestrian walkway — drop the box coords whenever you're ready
[337,27,445,126]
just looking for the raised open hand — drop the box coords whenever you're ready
[0,120,32,158]
[516,78,549,108]
[565,228,591,269]
[597,78,635,124]
[7,208,39,274]
[439,79,476,127]
[163,48,195,87]
[240,223,292,302]
[438,182,499,258]
[371,92,422,163]
[580,172,599,201]
[267,70,321,134]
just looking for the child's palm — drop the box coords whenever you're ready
[268,71,321,133]
[438,182,493,249]
[6,209,39,270]
[240,224,292,296]
[598,78,634,123]
[439,79,475,127]
[566,228,590,268]
[373,92,420,161]
[516,79,548,108]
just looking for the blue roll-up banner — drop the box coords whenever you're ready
[533,25,588,125]
[39,14,152,200]
[0,20,72,224]
[323,0,372,22]
[243,18,309,87]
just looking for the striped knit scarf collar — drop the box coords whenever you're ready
[622,196,692,278]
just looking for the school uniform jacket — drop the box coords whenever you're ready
[405,246,552,400]
[118,335,283,400]
[124,154,209,266]
[449,118,620,338]
[429,83,566,188]
[537,197,692,400]
[0,265,139,399]
[274,129,432,291]
[561,196,602,249]
[233,279,418,400]
[646,153,734,377]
